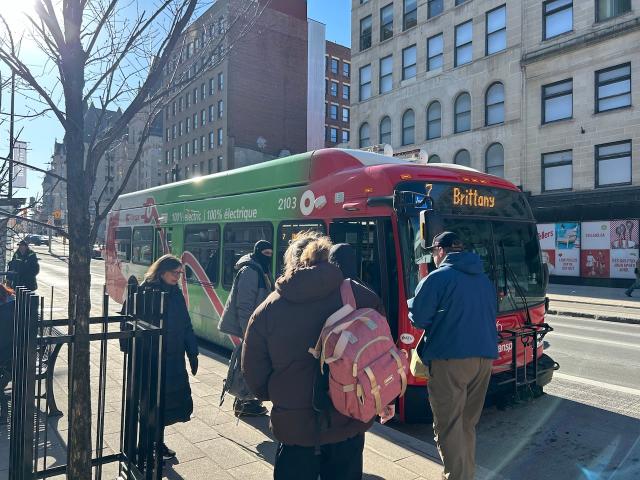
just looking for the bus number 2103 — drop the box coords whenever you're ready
[278,196,298,211]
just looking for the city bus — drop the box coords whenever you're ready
[104,148,557,422]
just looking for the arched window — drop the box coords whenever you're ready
[454,92,471,133]
[402,109,415,146]
[485,82,505,126]
[428,154,441,163]
[454,149,471,167]
[359,122,371,148]
[486,143,504,177]
[379,116,392,145]
[426,101,441,140]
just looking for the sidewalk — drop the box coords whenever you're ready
[547,283,640,324]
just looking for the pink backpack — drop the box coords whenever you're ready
[309,280,408,423]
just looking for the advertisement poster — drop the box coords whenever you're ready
[581,221,610,278]
[537,224,556,275]
[555,223,580,276]
[610,220,639,278]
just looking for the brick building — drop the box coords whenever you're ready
[161,0,308,182]
[324,41,352,147]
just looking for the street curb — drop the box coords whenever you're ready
[547,308,640,325]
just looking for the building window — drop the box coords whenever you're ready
[186,117,191,134]
[208,158,213,174]
[429,154,441,163]
[193,138,198,155]
[427,101,442,140]
[381,4,394,41]
[454,149,471,167]
[209,78,215,95]
[456,0,469,4]
[486,143,504,177]
[595,63,631,113]
[402,45,417,80]
[201,109,206,126]
[186,92,191,109]
[217,156,223,172]
[209,105,215,122]
[359,123,371,148]
[428,0,443,19]
[359,65,372,101]
[342,130,350,143]
[486,5,506,55]
[209,131,215,150]
[331,81,339,97]
[329,127,338,143]
[402,109,415,146]
[455,20,473,67]
[542,150,573,191]
[380,116,392,144]
[427,34,444,72]
[379,55,393,94]
[454,92,471,133]
[217,128,223,146]
[343,84,350,101]
[329,104,338,120]
[201,83,206,100]
[193,113,198,130]
[185,142,190,158]
[217,99,224,118]
[596,140,631,187]
[165,128,170,142]
[485,82,505,125]
[192,88,197,105]
[343,62,350,78]
[543,0,573,40]
[403,0,417,30]
[218,72,224,90]
[542,79,572,123]
[330,58,339,75]
[172,124,176,139]
[178,145,183,160]
[597,0,631,22]
[342,107,350,123]
[360,15,372,51]
[201,135,206,152]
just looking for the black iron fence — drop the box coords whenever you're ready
[7,285,167,480]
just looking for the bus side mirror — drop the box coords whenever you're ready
[419,209,443,249]
[420,210,428,249]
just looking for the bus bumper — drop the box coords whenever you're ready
[489,353,559,395]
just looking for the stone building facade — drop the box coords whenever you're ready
[350,0,640,284]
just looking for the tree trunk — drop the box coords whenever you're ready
[64,2,92,476]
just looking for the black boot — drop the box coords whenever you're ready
[234,399,268,417]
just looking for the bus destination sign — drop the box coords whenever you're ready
[452,187,496,208]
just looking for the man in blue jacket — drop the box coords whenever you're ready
[408,231,498,480]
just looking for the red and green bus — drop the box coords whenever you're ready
[105,148,557,422]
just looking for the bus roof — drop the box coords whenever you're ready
[115,148,515,209]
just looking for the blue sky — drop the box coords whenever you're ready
[2,0,351,201]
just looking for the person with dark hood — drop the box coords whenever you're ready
[328,243,358,280]
[140,255,199,462]
[8,240,40,291]
[219,239,274,417]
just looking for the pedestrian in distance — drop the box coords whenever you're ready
[7,240,40,291]
[408,231,498,480]
[624,255,640,297]
[218,240,274,417]
[242,233,386,480]
[140,254,199,462]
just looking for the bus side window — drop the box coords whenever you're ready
[329,220,382,296]
[184,224,220,286]
[132,227,154,266]
[115,227,132,262]
[154,228,173,259]
[276,221,326,276]
[222,222,274,289]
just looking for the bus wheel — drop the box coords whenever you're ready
[403,385,433,424]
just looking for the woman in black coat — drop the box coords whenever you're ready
[141,254,199,461]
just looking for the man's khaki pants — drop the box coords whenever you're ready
[427,357,493,480]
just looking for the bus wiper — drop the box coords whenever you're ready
[499,241,532,325]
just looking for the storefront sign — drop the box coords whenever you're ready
[555,223,580,277]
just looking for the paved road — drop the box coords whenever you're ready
[394,315,640,480]
[32,246,640,479]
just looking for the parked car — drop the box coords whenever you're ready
[92,245,104,259]
[23,234,49,246]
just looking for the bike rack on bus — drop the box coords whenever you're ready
[497,323,557,398]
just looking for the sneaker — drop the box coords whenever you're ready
[234,400,268,417]
[161,443,176,461]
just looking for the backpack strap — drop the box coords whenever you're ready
[340,279,356,309]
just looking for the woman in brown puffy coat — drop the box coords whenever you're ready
[242,233,384,480]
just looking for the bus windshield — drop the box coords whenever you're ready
[399,215,546,313]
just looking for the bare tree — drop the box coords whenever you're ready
[0,0,269,477]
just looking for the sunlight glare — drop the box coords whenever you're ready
[2,0,36,27]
